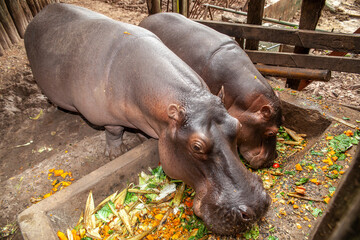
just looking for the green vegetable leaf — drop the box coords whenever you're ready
[284,170,296,175]
[124,192,138,205]
[326,174,339,179]
[311,208,323,217]
[329,164,343,172]
[342,117,350,120]
[268,236,279,240]
[310,150,323,156]
[295,178,309,185]
[329,187,336,195]
[95,201,115,222]
[244,224,260,240]
[81,237,93,240]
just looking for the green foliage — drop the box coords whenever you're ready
[124,192,138,205]
[311,208,323,217]
[268,236,279,240]
[295,178,309,185]
[95,201,115,222]
[329,186,336,195]
[310,150,323,156]
[328,133,358,153]
[329,164,343,172]
[284,170,296,175]
[244,224,260,240]
[183,215,208,239]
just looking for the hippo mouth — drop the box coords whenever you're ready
[241,141,276,169]
[192,187,271,235]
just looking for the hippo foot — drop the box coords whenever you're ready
[104,143,129,160]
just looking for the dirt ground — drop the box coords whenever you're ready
[0,0,359,239]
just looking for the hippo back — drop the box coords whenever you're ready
[140,13,282,169]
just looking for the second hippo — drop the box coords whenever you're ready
[140,13,282,169]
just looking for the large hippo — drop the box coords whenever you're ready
[140,13,282,169]
[24,4,271,235]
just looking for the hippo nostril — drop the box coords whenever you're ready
[238,206,255,222]
[241,211,251,221]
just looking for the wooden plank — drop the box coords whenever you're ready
[195,20,360,54]
[297,27,360,90]
[288,0,325,89]
[246,50,360,74]
[245,0,265,50]
[255,65,331,81]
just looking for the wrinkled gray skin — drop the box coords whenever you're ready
[24,4,270,235]
[140,13,282,169]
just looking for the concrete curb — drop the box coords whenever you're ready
[18,139,159,240]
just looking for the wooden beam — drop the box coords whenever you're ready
[288,0,326,89]
[245,0,265,50]
[194,20,360,54]
[255,65,331,81]
[246,50,360,74]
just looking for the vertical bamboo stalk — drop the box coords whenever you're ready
[0,0,21,44]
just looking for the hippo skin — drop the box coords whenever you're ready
[24,4,271,235]
[140,13,283,169]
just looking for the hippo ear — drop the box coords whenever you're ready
[260,105,273,120]
[167,104,186,123]
[217,85,225,104]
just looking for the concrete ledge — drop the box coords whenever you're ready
[18,139,159,240]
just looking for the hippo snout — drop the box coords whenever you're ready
[195,187,271,235]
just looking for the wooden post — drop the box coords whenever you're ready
[179,0,189,17]
[147,0,161,15]
[172,0,178,13]
[286,0,325,89]
[245,0,265,50]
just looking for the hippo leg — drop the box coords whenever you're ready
[104,126,129,160]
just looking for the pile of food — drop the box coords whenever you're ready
[57,167,208,240]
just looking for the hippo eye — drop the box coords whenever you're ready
[191,141,204,153]
[266,131,275,137]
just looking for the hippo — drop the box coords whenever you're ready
[140,13,282,169]
[24,3,270,235]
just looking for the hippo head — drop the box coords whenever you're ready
[228,94,282,169]
[158,92,271,235]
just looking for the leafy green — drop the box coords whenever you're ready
[329,164,343,172]
[81,237,93,240]
[284,170,296,175]
[183,215,208,239]
[244,224,260,240]
[328,134,358,153]
[295,178,309,185]
[268,236,279,240]
[95,201,115,222]
[124,192,138,205]
[326,173,339,179]
[310,150,323,156]
[342,117,350,120]
[311,208,323,217]
[329,187,336,195]
[151,166,166,180]
[273,87,284,91]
